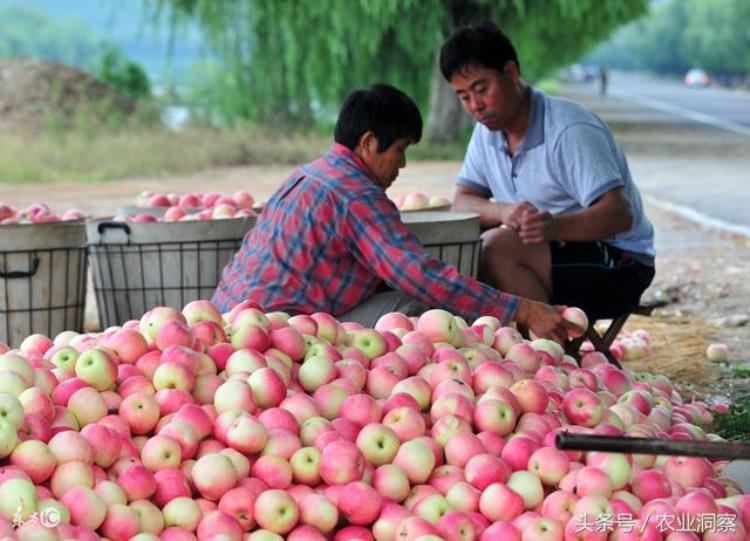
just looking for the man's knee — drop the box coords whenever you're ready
[481,227,549,266]
[481,227,521,265]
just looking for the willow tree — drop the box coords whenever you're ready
[149,0,647,141]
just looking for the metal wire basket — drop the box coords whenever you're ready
[0,222,88,346]
[86,217,255,329]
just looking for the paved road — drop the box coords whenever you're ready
[609,71,750,134]
[561,75,750,236]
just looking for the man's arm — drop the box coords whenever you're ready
[343,193,518,322]
[518,187,633,244]
[554,187,633,240]
[454,185,537,231]
[342,194,574,342]
[515,297,575,344]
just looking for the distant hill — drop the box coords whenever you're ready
[0,0,205,84]
[0,58,136,134]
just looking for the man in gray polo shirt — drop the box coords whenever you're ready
[439,21,655,320]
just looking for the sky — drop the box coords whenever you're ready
[0,0,205,82]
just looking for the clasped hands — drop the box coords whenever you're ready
[503,201,556,244]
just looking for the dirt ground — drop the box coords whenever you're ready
[1,85,749,402]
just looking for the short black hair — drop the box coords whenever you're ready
[440,20,520,82]
[334,83,422,152]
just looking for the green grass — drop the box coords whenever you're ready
[0,124,470,184]
[535,77,560,95]
[711,395,750,441]
[409,140,467,161]
[0,127,333,183]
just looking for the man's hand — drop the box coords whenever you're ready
[514,298,577,344]
[518,209,556,244]
[501,201,538,231]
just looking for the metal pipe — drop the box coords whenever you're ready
[556,432,750,460]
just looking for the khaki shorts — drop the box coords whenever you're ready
[338,290,426,329]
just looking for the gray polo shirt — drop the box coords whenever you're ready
[458,88,655,261]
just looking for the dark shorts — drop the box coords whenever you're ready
[550,241,655,320]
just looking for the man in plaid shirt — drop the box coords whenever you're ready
[213,84,571,341]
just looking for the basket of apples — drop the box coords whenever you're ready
[117,189,260,218]
[0,202,90,347]
[392,192,452,212]
[86,201,257,329]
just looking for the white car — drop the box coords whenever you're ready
[684,69,710,87]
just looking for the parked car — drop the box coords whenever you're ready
[562,64,598,83]
[684,68,710,87]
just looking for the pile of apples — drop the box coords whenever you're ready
[581,327,654,364]
[0,202,88,225]
[136,191,257,210]
[0,300,747,541]
[391,193,452,212]
[112,207,256,224]
[117,191,258,224]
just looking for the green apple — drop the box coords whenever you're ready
[0,477,38,522]
[413,493,453,523]
[298,416,331,447]
[253,489,299,534]
[0,418,19,458]
[48,347,79,371]
[355,423,401,466]
[67,386,108,426]
[129,499,164,534]
[75,348,117,391]
[0,353,34,385]
[349,330,387,361]
[298,355,336,392]
[0,370,29,396]
[290,446,322,486]
[162,496,201,530]
[507,470,545,509]
[0,392,24,428]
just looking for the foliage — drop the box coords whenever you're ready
[0,3,103,67]
[147,0,647,127]
[0,2,152,101]
[586,0,750,77]
[682,0,750,75]
[92,46,153,101]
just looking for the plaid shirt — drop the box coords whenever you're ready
[212,143,519,323]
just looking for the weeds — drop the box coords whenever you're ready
[0,126,332,183]
[712,395,750,441]
[0,122,471,183]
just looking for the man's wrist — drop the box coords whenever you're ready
[549,215,561,241]
[494,203,512,226]
[514,297,530,327]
